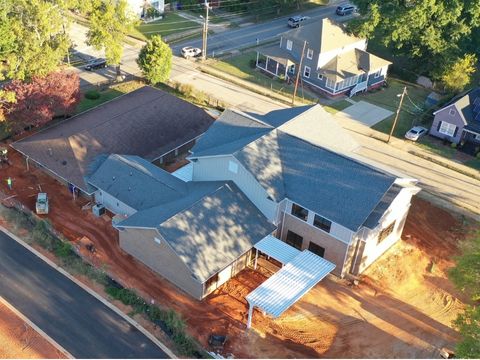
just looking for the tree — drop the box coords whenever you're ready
[441,54,477,93]
[137,35,172,85]
[449,230,480,358]
[4,71,80,133]
[349,0,480,82]
[0,0,70,81]
[87,0,138,79]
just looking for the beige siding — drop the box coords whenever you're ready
[280,213,349,277]
[119,228,204,299]
[192,156,278,221]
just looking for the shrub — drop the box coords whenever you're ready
[451,142,457,149]
[32,220,56,250]
[178,84,194,98]
[84,90,101,100]
[54,241,74,259]
[476,152,480,159]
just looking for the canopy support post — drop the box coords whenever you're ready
[254,249,258,270]
[247,303,253,329]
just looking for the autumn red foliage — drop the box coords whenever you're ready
[4,71,80,134]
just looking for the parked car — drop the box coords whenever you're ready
[181,46,202,59]
[336,4,357,16]
[287,15,307,28]
[85,58,107,71]
[405,126,428,141]
[35,193,49,215]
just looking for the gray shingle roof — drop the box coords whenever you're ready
[11,86,214,194]
[87,154,187,211]
[453,88,480,133]
[119,181,276,282]
[191,104,397,231]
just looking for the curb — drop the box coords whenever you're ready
[0,296,73,359]
[0,226,177,359]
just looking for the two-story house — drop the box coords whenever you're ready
[86,105,420,301]
[256,18,391,97]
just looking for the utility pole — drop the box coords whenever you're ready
[292,40,307,106]
[202,0,209,61]
[387,86,407,143]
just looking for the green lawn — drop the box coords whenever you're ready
[362,79,432,138]
[131,13,201,40]
[209,51,317,102]
[323,100,352,114]
[465,158,480,170]
[414,137,457,159]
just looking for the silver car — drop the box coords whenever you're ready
[405,126,428,141]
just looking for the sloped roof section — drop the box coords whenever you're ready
[87,154,187,211]
[122,181,276,282]
[11,86,214,194]
[283,18,363,54]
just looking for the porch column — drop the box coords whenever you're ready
[265,57,269,71]
[275,62,279,76]
[254,248,259,270]
[256,51,259,67]
[247,303,254,329]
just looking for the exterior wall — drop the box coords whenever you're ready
[430,105,466,144]
[119,228,204,299]
[191,156,278,221]
[349,187,414,275]
[366,65,388,87]
[94,190,137,216]
[279,213,349,277]
[203,250,252,298]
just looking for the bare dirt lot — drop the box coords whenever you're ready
[0,147,476,358]
[0,301,66,359]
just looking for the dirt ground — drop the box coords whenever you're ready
[0,301,66,359]
[0,147,476,358]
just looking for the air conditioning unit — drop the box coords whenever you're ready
[92,204,106,217]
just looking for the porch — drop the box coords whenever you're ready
[256,45,297,79]
[459,129,480,156]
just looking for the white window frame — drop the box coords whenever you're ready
[288,64,295,74]
[317,73,324,80]
[449,108,456,116]
[373,69,381,78]
[286,40,293,51]
[438,121,457,137]
[303,66,311,78]
[306,48,314,60]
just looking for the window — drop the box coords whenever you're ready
[286,40,293,51]
[438,121,457,137]
[154,237,161,245]
[291,203,308,221]
[313,214,332,233]
[306,48,314,59]
[374,69,381,78]
[228,160,238,174]
[377,222,395,244]
[449,108,456,116]
[303,66,311,78]
[318,73,324,80]
[286,230,303,250]
[308,242,325,257]
[288,64,295,74]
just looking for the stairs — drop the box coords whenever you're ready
[349,80,368,97]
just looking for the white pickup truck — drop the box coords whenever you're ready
[35,193,49,214]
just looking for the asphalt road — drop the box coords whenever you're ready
[171,3,350,56]
[0,230,169,359]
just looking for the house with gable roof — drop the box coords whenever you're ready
[256,18,391,97]
[86,105,420,301]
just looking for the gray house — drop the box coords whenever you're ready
[430,88,480,155]
[87,105,420,302]
[256,18,391,97]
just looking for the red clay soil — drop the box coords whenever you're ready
[0,148,476,358]
[0,302,65,359]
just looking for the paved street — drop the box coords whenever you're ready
[0,230,170,358]
[171,3,346,56]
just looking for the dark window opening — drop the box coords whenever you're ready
[291,203,308,221]
[308,242,325,258]
[286,230,303,250]
[314,214,332,233]
[378,221,395,244]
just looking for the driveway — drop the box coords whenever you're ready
[0,230,170,359]
[335,101,394,127]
